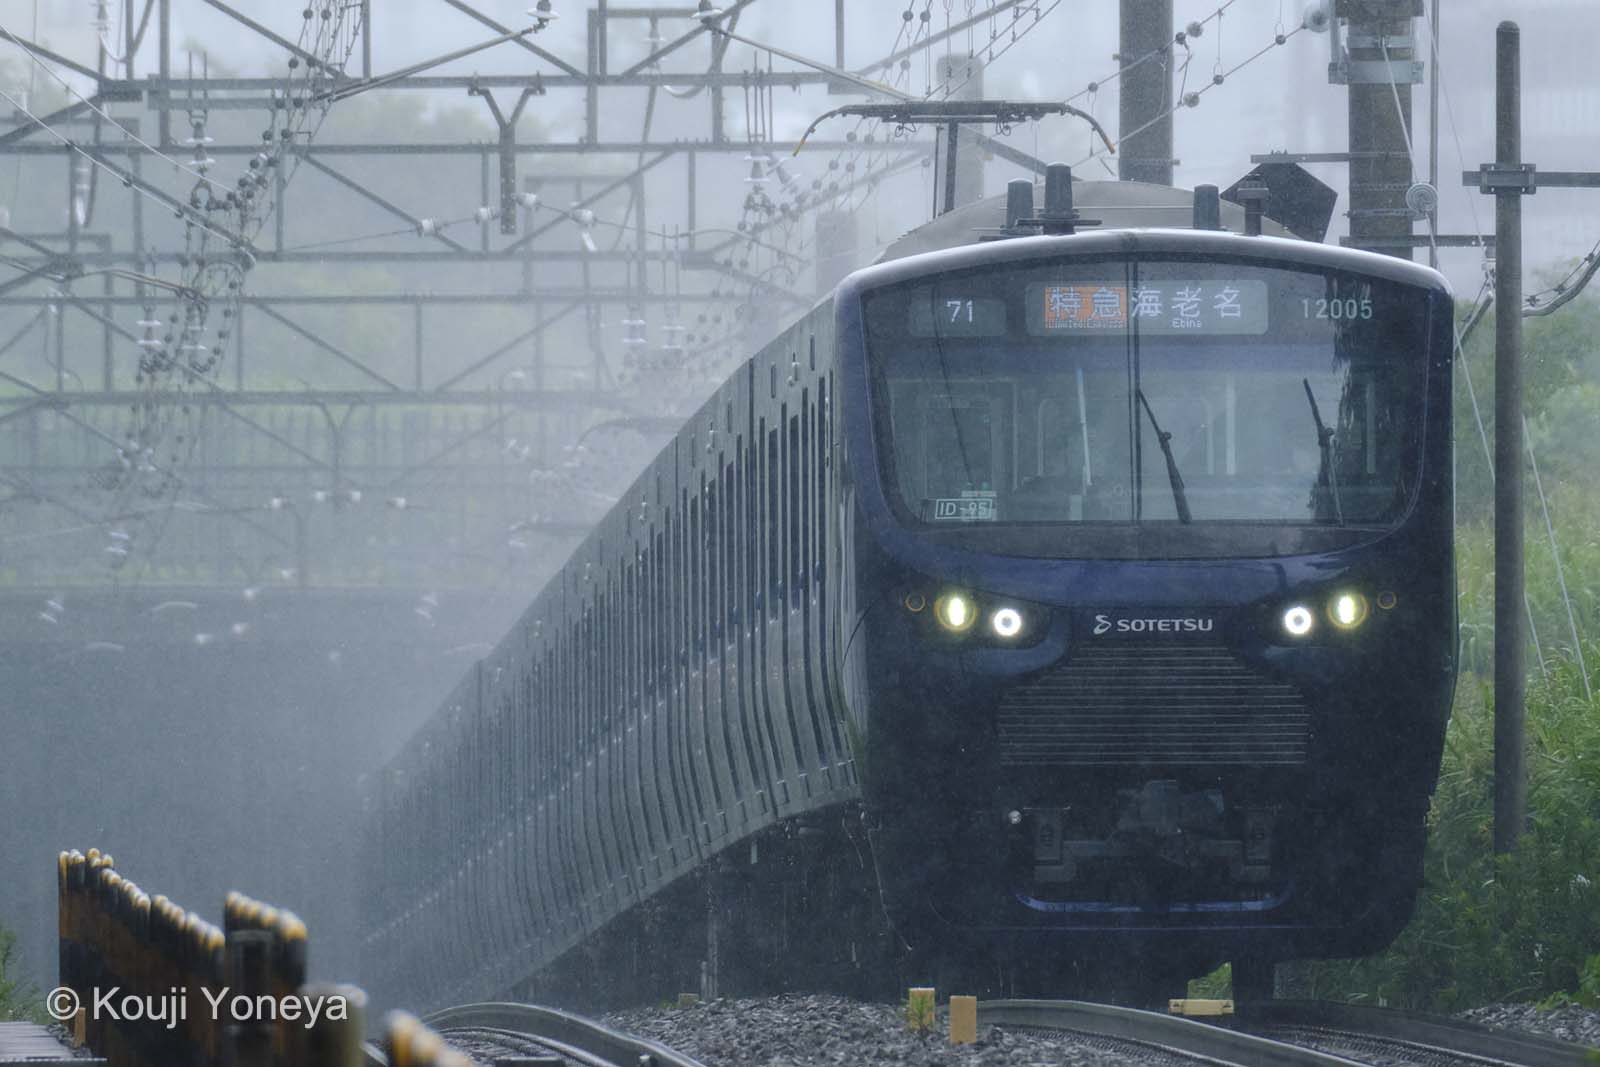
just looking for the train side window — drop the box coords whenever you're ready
[691,489,703,655]
[674,495,685,668]
[767,427,780,610]
[724,462,738,629]
[752,424,761,615]
[815,382,828,584]
[705,482,719,644]
[584,606,595,745]
[654,531,666,689]
[788,412,802,592]
[607,574,618,729]
[641,553,653,699]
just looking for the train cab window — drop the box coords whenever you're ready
[863,255,1441,557]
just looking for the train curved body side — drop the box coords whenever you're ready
[361,179,1456,1006]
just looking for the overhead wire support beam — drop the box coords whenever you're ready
[434,0,585,76]
[192,0,326,69]
[0,389,634,410]
[317,24,552,104]
[0,99,98,147]
[0,31,102,80]
[1461,167,1600,190]
[0,139,891,156]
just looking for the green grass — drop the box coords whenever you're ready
[0,926,43,1024]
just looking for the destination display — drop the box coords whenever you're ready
[1025,279,1271,336]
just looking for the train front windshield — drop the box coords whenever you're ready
[863,256,1437,558]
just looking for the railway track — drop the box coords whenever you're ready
[1231,1000,1598,1067]
[350,995,1596,1067]
[418,1002,708,1067]
[978,998,1599,1067]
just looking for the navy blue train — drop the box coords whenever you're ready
[362,171,1457,1008]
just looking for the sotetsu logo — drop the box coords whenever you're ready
[1092,614,1215,635]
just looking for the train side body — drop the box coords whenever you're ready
[363,300,865,1005]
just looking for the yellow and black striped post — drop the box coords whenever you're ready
[384,1011,474,1067]
[296,983,366,1067]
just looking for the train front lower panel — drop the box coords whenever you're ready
[835,231,1457,960]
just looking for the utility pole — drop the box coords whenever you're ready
[1489,21,1526,854]
[1457,23,1600,852]
[1118,0,1173,186]
[1337,0,1422,258]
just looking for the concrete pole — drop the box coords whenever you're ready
[936,54,985,209]
[1118,0,1173,186]
[1492,21,1525,855]
[1345,3,1416,259]
[814,208,857,296]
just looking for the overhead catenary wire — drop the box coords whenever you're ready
[0,85,248,249]
[0,23,240,196]
[1076,20,1304,169]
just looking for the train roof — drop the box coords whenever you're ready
[861,179,1452,298]
[875,178,1294,262]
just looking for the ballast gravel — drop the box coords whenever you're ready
[1456,1002,1600,1049]
[603,993,1206,1067]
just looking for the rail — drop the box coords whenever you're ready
[976,998,1361,1066]
[424,1002,710,1067]
[1233,999,1600,1067]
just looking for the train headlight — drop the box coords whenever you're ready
[934,592,977,633]
[1282,604,1315,637]
[1327,591,1369,630]
[990,607,1024,639]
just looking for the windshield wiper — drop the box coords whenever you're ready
[1302,378,1344,525]
[1135,389,1192,524]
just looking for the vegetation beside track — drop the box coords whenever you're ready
[1303,292,1600,1012]
[0,924,43,1023]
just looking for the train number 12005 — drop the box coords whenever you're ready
[1302,296,1374,320]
